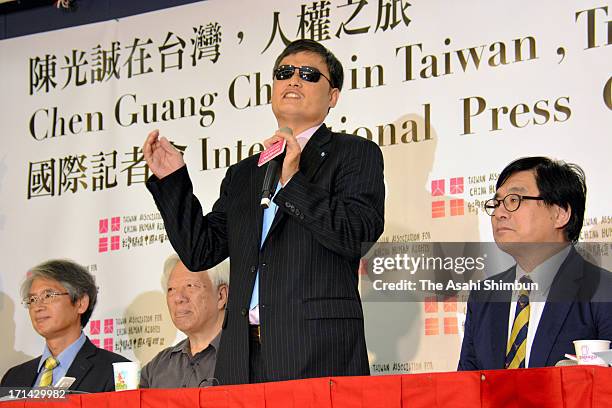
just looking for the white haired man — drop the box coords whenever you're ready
[140,255,229,388]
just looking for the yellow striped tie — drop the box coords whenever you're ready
[505,275,532,369]
[39,356,58,387]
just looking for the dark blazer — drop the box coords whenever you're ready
[1,337,129,392]
[147,125,385,385]
[458,248,612,370]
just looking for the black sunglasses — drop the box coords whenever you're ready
[273,65,332,86]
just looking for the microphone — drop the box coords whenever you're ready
[260,127,292,208]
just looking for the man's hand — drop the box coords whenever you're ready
[142,129,185,179]
[263,128,299,185]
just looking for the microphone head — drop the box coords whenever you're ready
[279,126,293,136]
[260,196,271,209]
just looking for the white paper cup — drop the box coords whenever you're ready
[573,340,610,366]
[112,361,141,391]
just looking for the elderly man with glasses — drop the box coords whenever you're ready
[142,39,385,385]
[1,259,129,392]
[458,156,612,370]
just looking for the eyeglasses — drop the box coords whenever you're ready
[273,65,332,86]
[22,290,70,308]
[484,194,544,216]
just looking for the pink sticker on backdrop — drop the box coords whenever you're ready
[424,296,438,313]
[444,317,458,334]
[104,319,114,334]
[431,179,445,196]
[257,139,286,167]
[98,237,108,253]
[111,216,120,231]
[104,338,113,352]
[99,219,108,233]
[111,236,120,251]
[425,318,439,336]
[450,199,464,216]
[432,201,445,218]
[89,320,100,335]
[444,297,457,312]
[450,177,464,194]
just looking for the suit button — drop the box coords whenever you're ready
[285,202,291,208]
[299,214,305,220]
[295,209,301,216]
[241,308,247,316]
[250,265,256,273]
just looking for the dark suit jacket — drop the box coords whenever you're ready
[458,248,612,370]
[147,125,385,385]
[1,337,129,392]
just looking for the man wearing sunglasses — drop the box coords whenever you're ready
[458,157,612,370]
[143,39,384,385]
[1,259,129,392]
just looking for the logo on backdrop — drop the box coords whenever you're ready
[88,314,167,354]
[97,213,170,253]
[424,295,461,336]
[88,318,114,351]
[431,173,510,218]
[431,177,465,218]
[98,217,121,252]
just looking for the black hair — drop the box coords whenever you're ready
[496,156,586,243]
[273,39,344,91]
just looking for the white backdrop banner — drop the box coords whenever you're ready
[0,0,610,376]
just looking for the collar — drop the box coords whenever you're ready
[295,123,323,150]
[170,337,189,354]
[37,331,86,373]
[171,331,222,355]
[515,245,571,301]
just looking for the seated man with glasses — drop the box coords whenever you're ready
[458,156,612,370]
[1,259,129,391]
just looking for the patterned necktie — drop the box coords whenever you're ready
[39,356,58,387]
[505,275,533,369]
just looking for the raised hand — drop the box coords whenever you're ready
[142,129,185,179]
